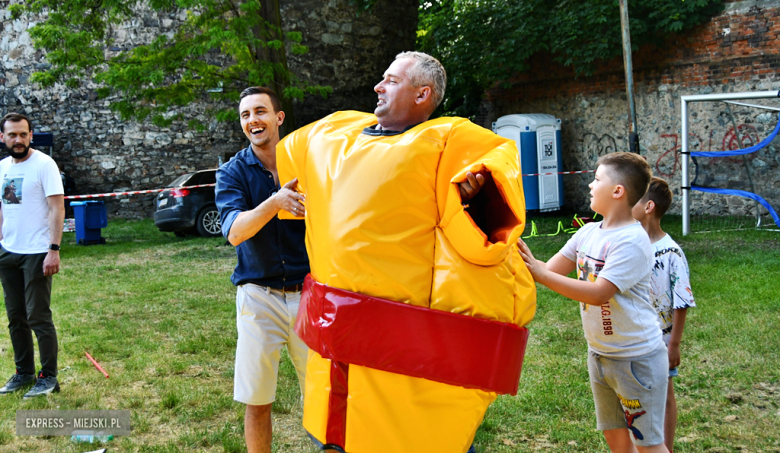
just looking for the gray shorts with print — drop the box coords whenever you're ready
[587,345,669,447]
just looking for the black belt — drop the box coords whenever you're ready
[279,283,303,293]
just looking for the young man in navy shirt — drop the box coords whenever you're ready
[215,87,308,453]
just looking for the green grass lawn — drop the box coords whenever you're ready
[0,217,778,452]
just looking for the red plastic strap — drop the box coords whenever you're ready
[326,361,349,447]
[295,274,529,395]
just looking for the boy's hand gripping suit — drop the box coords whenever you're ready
[277,111,537,453]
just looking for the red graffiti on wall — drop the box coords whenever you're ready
[656,132,707,178]
[721,124,759,164]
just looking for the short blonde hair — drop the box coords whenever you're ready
[395,51,447,110]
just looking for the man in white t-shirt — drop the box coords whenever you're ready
[0,112,65,398]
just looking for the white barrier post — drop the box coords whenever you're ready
[682,98,690,236]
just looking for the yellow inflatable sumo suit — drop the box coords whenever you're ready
[277,111,536,453]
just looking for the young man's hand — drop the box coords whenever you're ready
[668,343,681,369]
[517,239,546,279]
[274,178,306,217]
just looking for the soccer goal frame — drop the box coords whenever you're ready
[681,90,780,235]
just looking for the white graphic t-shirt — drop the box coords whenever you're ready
[650,234,696,345]
[0,150,64,254]
[560,222,663,358]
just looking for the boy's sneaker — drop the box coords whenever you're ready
[23,371,60,398]
[0,372,36,394]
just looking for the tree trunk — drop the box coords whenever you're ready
[258,0,296,136]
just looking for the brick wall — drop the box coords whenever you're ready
[487,1,780,103]
[484,0,780,218]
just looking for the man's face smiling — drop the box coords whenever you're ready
[374,58,420,131]
[0,120,33,161]
[239,93,284,152]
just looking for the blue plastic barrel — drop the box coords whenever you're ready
[71,201,107,245]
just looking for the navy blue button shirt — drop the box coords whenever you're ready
[216,146,309,288]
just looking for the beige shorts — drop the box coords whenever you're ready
[233,284,309,406]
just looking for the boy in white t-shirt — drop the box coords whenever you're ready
[518,152,669,453]
[633,177,695,453]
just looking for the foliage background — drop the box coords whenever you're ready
[15,0,727,128]
[11,0,331,129]
[416,0,725,118]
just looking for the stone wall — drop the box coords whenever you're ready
[0,0,416,218]
[282,0,418,127]
[482,0,780,218]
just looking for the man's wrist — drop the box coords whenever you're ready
[48,244,60,251]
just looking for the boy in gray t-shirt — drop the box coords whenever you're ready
[519,152,669,453]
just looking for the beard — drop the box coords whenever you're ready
[7,144,30,159]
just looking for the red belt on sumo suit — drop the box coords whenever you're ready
[295,274,530,447]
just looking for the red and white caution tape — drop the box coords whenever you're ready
[64,183,216,200]
[521,170,594,177]
[63,170,594,200]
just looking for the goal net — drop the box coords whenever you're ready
[681,91,780,235]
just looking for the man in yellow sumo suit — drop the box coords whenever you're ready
[276,51,536,453]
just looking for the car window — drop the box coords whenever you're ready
[184,173,203,185]
[186,171,217,186]
[199,171,217,185]
[167,174,192,188]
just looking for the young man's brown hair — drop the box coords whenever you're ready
[238,86,282,113]
[0,112,32,133]
[596,152,652,206]
[640,177,673,218]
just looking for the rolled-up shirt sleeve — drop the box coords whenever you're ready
[215,167,248,239]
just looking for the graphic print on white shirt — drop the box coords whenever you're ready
[1,177,23,204]
[561,222,662,358]
[576,251,604,314]
[649,234,695,343]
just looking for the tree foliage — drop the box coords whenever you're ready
[417,0,725,118]
[11,0,331,128]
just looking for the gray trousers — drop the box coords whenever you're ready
[0,248,58,377]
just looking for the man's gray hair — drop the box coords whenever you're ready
[395,51,447,111]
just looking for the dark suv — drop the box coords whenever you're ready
[154,169,221,237]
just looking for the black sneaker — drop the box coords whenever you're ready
[23,371,60,398]
[0,372,36,394]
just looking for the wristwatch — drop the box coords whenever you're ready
[49,244,60,251]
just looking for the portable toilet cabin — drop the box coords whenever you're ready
[493,114,564,212]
